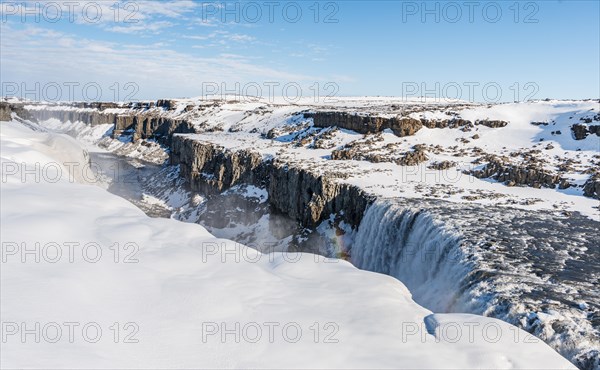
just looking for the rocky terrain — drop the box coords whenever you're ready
[2,97,599,369]
[5,98,599,206]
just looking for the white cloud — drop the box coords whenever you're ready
[183,35,211,41]
[1,1,200,35]
[109,20,173,34]
[0,23,336,100]
[182,31,256,44]
[228,33,255,42]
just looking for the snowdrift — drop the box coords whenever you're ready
[0,119,576,368]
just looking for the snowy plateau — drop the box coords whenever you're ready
[1,97,598,369]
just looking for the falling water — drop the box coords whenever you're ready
[350,199,475,313]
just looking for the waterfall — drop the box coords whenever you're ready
[351,199,474,313]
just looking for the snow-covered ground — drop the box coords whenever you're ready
[0,117,579,368]
[20,97,599,218]
[172,99,600,218]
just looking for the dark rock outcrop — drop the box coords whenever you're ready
[13,102,198,145]
[421,118,508,129]
[156,99,177,110]
[428,160,457,170]
[583,176,600,200]
[268,163,373,227]
[331,140,428,166]
[170,136,269,195]
[306,112,508,138]
[0,102,36,122]
[571,124,599,140]
[470,156,567,189]
[114,115,196,143]
[475,119,509,128]
[305,111,422,137]
[0,102,14,121]
[27,108,118,126]
[69,102,122,110]
[396,145,429,166]
[171,134,374,228]
[422,118,473,129]
[572,124,589,140]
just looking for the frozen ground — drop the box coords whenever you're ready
[22,97,600,219]
[0,118,578,369]
[3,98,599,369]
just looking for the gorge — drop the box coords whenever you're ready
[2,98,599,369]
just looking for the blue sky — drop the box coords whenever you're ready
[1,0,599,102]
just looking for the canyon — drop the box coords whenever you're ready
[2,98,599,369]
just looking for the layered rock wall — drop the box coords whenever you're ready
[305,111,423,137]
[170,134,374,228]
[2,102,197,144]
[305,111,509,136]
[170,136,270,194]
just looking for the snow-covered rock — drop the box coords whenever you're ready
[0,119,578,369]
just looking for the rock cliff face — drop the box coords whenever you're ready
[305,111,509,137]
[28,108,119,126]
[305,111,423,137]
[5,100,374,228]
[113,115,196,143]
[6,102,198,144]
[171,134,374,228]
[171,135,270,194]
[4,99,597,214]
[0,102,35,122]
[5,99,599,370]
[267,162,373,227]
[0,102,12,121]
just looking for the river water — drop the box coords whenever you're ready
[89,151,173,218]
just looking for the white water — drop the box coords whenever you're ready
[351,200,474,313]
